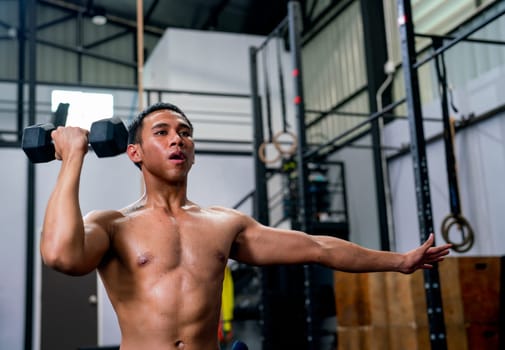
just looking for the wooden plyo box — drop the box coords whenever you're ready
[333,256,504,350]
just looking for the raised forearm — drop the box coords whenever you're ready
[315,236,404,273]
[41,154,86,270]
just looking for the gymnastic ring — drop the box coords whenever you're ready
[258,141,281,164]
[272,130,298,156]
[440,213,475,253]
[441,214,474,252]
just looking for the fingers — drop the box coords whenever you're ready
[51,126,89,161]
[51,128,62,160]
[424,233,452,256]
[423,233,435,246]
[427,244,452,257]
[422,249,450,267]
[426,247,450,260]
[420,255,448,270]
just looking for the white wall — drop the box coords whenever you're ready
[0,148,27,350]
[145,28,263,94]
[328,138,381,249]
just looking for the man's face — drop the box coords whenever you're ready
[130,109,195,180]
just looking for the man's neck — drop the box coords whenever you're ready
[142,181,190,211]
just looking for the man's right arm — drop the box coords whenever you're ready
[40,127,110,276]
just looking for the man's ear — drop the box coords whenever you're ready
[127,144,142,164]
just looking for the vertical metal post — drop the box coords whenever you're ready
[17,0,26,140]
[288,0,310,230]
[250,46,271,350]
[25,0,37,349]
[397,1,447,349]
[359,0,392,251]
[249,46,269,226]
[77,11,83,83]
[288,2,316,349]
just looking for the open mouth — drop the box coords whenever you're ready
[169,151,186,161]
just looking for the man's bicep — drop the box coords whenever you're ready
[82,214,112,270]
[233,222,319,265]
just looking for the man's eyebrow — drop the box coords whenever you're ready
[151,121,191,130]
[177,120,191,129]
[151,122,169,130]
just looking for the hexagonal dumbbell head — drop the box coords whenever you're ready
[88,117,128,158]
[22,123,56,163]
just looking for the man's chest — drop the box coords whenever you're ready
[112,213,235,273]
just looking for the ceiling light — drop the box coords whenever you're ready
[91,7,107,26]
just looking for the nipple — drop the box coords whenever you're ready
[216,251,226,263]
[137,253,152,266]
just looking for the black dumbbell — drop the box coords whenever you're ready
[22,117,128,163]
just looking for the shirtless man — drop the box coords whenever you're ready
[40,102,451,350]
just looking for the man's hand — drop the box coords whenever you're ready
[398,234,452,274]
[51,126,89,161]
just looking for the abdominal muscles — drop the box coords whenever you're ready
[111,266,223,348]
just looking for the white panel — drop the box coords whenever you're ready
[388,149,421,251]
[188,155,254,213]
[329,137,381,249]
[144,28,265,94]
[0,149,27,350]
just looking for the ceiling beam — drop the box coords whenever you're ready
[144,0,161,22]
[39,0,165,36]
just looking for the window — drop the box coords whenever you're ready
[51,90,114,130]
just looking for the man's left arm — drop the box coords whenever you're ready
[232,214,451,274]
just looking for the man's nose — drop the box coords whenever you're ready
[169,132,183,146]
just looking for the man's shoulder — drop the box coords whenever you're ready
[203,206,257,227]
[83,209,125,225]
[205,205,242,216]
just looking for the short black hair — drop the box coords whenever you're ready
[127,102,193,145]
[127,102,193,170]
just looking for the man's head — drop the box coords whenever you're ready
[127,102,194,170]
[128,102,193,145]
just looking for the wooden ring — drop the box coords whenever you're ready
[440,214,475,253]
[272,130,298,156]
[258,141,281,164]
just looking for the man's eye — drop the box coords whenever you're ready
[179,131,191,137]
[155,130,167,135]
